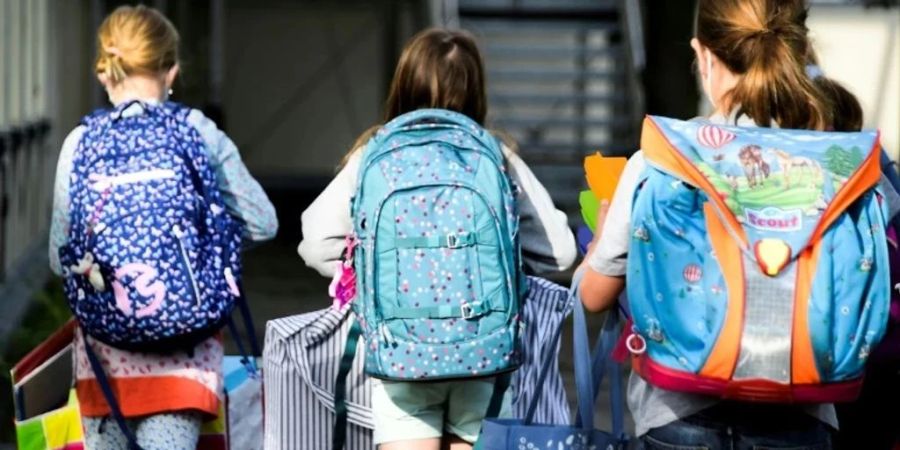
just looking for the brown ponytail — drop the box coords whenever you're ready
[696,0,863,131]
[811,74,864,132]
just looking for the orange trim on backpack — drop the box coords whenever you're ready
[790,137,880,384]
[699,203,745,380]
[642,117,748,247]
[791,238,823,384]
[811,138,882,244]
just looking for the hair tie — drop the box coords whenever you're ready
[805,64,824,80]
[105,46,122,58]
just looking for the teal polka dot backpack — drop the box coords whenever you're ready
[347,109,526,382]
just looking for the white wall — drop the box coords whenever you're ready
[808,6,899,157]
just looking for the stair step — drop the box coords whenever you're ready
[459,1,618,20]
[488,68,622,82]
[494,117,629,128]
[490,92,625,105]
[459,3,640,224]
[519,144,633,157]
[459,0,616,9]
[484,44,622,59]
[465,19,619,34]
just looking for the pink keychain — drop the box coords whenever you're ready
[329,235,358,310]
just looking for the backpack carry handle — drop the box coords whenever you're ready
[382,108,485,136]
[376,109,502,160]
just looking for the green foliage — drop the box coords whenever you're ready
[824,145,863,178]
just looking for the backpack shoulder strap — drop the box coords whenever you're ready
[81,328,143,450]
[331,318,363,450]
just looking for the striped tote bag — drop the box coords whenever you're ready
[511,277,571,424]
[262,276,570,449]
[263,307,374,450]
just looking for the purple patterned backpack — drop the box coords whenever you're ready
[59,101,244,352]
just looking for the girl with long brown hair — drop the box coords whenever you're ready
[299,28,576,450]
[577,0,890,448]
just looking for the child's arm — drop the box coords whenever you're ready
[297,154,361,278]
[48,127,86,276]
[579,152,646,312]
[579,200,624,312]
[505,150,578,274]
[188,110,278,243]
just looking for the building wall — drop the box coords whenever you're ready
[221,1,422,184]
[49,0,96,151]
[1,0,94,276]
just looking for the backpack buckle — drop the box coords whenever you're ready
[460,302,479,320]
[447,233,459,249]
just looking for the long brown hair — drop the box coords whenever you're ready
[696,0,862,131]
[343,28,488,166]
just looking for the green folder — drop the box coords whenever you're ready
[580,190,599,232]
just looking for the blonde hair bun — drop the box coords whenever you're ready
[95,5,179,85]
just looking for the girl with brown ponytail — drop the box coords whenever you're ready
[577,0,897,448]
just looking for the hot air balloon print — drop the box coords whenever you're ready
[683,264,703,284]
[697,125,736,149]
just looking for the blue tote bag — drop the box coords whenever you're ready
[479,275,629,450]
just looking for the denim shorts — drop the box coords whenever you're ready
[639,402,833,450]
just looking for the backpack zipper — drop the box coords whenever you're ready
[173,225,202,307]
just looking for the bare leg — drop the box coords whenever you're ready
[441,435,473,450]
[380,438,442,450]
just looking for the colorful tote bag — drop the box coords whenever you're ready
[12,321,82,450]
[220,356,263,450]
[15,390,83,450]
